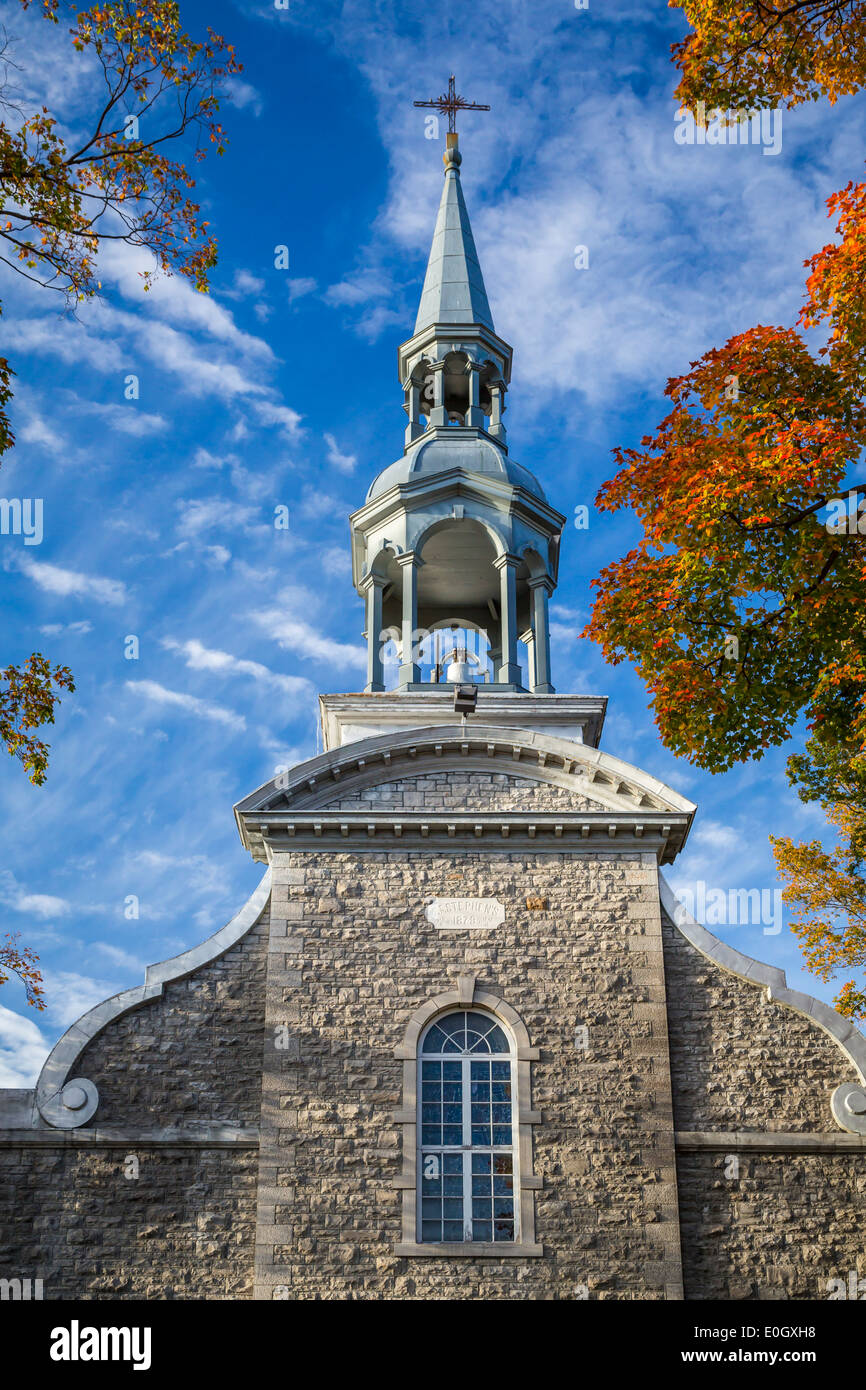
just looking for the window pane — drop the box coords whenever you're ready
[492,1126,512,1146]
[486,1025,509,1053]
[442,1125,462,1146]
[442,1083,461,1102]
[494,1220,514,1242]
[421,1061,441,1078]
[473,1221,492,1242]
[442,1175,462,1195]
[470,1061,490,1080]
[443,1221,464,1242]
[421,1126,441,1145]
[443,1153,462,1175]
[443,1104,462,1125]
[442,1061,461,1080]
[491,1061,510,1079]
[422,1026,448,1053]
[472,1125,492,1145]
[471,1153,491,1175]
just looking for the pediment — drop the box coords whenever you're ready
[234,724,695,862]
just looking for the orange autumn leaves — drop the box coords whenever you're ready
[672,1,866,112]
[586,4,866,1016]
[583,322,866,772]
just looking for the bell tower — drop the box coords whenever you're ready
[350,132,566,695]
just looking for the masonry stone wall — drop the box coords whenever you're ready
[0,906,269,1299]
[0,1147,256,1299]
[76,909,269,1128]
[662,909,866,1300]
[661,913,858,1133]
[316,770,607,813]
[256,847,682,1300]
[677,1152,866,1301]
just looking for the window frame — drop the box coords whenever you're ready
[418,1009,519,1245]
[391,976,543,1258]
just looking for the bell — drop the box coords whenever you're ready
[445,658,474,683]
[444,646,474,684]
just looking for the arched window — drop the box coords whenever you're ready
[418,1009,517,1244]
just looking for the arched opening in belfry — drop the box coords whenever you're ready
[407,354,504,436]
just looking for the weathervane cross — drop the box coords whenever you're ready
[414,73,490,136]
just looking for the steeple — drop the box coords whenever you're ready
[349,126,566,698]
[414,136,494,334]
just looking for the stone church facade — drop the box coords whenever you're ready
[1,133,864,1302]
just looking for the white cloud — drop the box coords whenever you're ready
[223,78,264,117]
[0,871,71,919]
[2,316,123,372]
[125,680,246,731]
[19,415,63,450]
[16,557,127,606]
[92,942,147,973]
[41,970,115,1027]
[287,277,317,303]
[324,431,357,474]
[39,620,93,636]
[252,606,366,669]
[162,637,313,696]
[175,497,258,539]
[72,400,167,437]
[0,1004,49,1087]
[249,398,303,438]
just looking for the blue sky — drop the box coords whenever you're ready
[1,0,864,1084]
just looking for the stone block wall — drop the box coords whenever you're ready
[316,770,606,813]
[661,913,859,1133]
[0,907,269,1299]
[677,1152,866,1301]
[255,847,683,1300]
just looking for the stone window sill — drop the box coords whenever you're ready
[394,1241,543,1258]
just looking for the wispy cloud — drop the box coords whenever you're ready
[252,606,366,669]
[16,557,127,606]
[125,680,246,731]
[324,431,357,474]
[162,637,313,696]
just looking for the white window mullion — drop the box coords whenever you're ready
[462,1055,472,1241]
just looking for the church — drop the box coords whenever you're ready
[1,121,865,1303]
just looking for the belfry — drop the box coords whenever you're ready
[352,130,561,695]
[1,112,865,1303]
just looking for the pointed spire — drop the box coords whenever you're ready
[414,135,494,335]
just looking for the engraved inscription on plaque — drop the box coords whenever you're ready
[425,897,505,931]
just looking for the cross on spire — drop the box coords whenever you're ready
[414,74,490,136]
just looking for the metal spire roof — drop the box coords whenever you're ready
[413,138,494,335]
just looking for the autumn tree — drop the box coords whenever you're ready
[672,0,866,112]
[585,3,866,1014]
[0,933,45,1008]
[0,0,240,785]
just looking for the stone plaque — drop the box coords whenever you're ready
[425,897,505,931]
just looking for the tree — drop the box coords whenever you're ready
[0,932,45,1008]
[0,0,240,782]
[672,0,866,112]
[584,323,866,772]
[585,2,866,1015]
